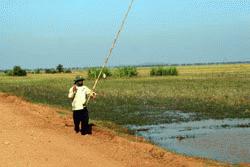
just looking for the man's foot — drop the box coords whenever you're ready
[81,131,92,135]
[75,128,80,133]
[81,132,87,135]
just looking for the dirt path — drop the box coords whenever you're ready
[0,93,244,167]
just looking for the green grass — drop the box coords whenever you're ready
[0,64,249,125]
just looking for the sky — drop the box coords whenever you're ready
[1,0,250,69]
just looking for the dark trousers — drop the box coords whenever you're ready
[73,107,90,135]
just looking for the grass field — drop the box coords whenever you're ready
[0,64,249,125]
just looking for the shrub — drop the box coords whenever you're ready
[13,66,27,76]
[45,69,57,74]
[115,66,138,78]
[150,66,178,76]
[88,67,112,79]
[5,70,13,76]
[64,69,72,73]
[34,69,41,74]
[5,66,27,76]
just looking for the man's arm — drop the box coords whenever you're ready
[85,86,96,99]
[68,85,77,99]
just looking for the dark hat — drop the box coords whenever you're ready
[74,75,85,83]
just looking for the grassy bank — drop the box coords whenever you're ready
[0,64,249,125]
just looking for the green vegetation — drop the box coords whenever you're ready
[0,64,249,125]
[114,66,138,77]
[88,67,112,79]
[43,64,71,74]
[64,69,72,73]
[34,69,41,74]
[45,68,57,74]
[56,64,64,73]
[150,66,178,76]
[5,66,27,76]
[87,66,137,79]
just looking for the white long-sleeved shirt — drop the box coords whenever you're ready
[68,85,92,110]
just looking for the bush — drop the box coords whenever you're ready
[64,69,72,73]
[34,69,41,74]
[45,69,57,74]
[5,70,13,76]
[5,66,27,76]
[13,66,27,76]
[115,66,138,78]
[150,66,178,76]
[88,67,112,79]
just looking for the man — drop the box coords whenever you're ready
[68,75,96,135]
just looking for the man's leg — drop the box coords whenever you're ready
[73,110,80,133]
[81,107,90,135]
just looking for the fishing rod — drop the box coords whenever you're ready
[86,0,135,105]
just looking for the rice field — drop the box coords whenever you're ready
[0,64,249,125]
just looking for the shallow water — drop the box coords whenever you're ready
[129,117,250,164]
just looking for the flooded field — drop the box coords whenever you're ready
[129,112,250,164]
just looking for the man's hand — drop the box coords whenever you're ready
[91,92,97,99]
[73,85,77,94]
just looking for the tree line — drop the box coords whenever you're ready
[3,64,178,78]
[4,64,72,76]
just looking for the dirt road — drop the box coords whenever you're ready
[0,93,242,167]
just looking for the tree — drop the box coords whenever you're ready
[6,66,27,76]
[56,64,64,73]
[13,66,27,76]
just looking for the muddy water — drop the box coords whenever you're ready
[129,116,250,164]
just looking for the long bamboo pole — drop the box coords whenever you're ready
[86,0,135,105]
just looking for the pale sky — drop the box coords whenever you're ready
[1,0,250,69]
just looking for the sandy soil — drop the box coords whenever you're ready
[0,93,245,167]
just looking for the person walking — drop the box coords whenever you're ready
[68,76,96,135]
